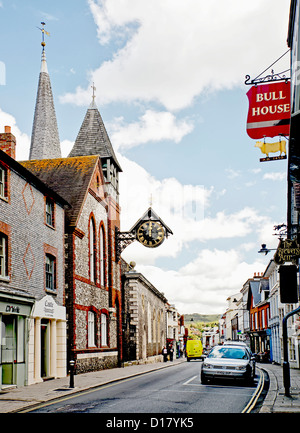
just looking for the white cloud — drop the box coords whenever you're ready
[263,172,286,181]
[225,168,241,179]
[0,109,30,161]
[133,249,266,314]
[60,0,290,110]
[109,110,194,151]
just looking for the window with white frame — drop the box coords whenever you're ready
[89,218,96,283]
[101,313,107,346]
[0,166,6,198]
[0,234,7,277]
[262,310,265,329]
[88,311,96,347]
[45,254,56,291]
[99,226,105,286]
[46,198,55,227]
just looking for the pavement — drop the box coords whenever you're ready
[258,362,300,413]
[1,357,300,413]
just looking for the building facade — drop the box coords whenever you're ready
[0,129,68,389]
[122,261,167,363]
[21,39,123,374]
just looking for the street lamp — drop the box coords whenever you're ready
[258,244,276,255]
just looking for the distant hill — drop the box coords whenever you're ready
[184,313,221,323]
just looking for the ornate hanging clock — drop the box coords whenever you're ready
[115,207,173,260]
[136,220,165,248]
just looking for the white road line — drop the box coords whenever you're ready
[183,375,198,385]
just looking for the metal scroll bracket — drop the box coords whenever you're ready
[245,50,290,85]
[115,227,136,262]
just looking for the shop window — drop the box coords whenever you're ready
[101,313,107,346]
[88,311,96,347]
[45,254,56,291]
[0,233,8,278]
[45,198,55,227]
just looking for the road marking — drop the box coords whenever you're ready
[241,368,264,413]
[183,375,198,385]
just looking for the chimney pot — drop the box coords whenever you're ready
[4,126,11,133]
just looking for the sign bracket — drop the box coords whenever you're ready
[245,50,290,85]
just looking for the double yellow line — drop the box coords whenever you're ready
[242,368,265,413]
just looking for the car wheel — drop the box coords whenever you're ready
[187,357,190,362]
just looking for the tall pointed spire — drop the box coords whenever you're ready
[29,22,61,160]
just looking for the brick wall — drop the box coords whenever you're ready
[0,161,65,304]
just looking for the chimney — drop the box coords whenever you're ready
[0,126,16,159]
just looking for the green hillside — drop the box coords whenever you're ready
[184,313,221,323]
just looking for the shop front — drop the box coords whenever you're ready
[0,291,34,389]
[27,295,67,385]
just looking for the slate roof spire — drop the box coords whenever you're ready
[29,23,61,160]
[68,84,122,172]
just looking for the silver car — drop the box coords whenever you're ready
[200,345,256,385]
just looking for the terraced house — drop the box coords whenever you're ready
[0,127,68,389]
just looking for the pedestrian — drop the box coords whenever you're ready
[162,346,168,362]
[169,346,174,361]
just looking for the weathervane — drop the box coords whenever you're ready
[91,82,96,104]
[37,21,50,51]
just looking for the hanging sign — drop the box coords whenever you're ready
[274,238,300,265]
[246,81,291,139]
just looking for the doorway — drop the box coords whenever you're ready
[41,319,49,378]
[1,315,16,385]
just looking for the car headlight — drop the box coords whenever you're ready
[235,366,246,371]
[203,363,213,369]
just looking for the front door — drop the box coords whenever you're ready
[1,316,17,385]
[41,319,49,378]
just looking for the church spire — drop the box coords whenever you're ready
[29,22,61,160]
[68,84,122,172]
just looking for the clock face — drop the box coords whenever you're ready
[136,221,165,248]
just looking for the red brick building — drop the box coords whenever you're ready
[22,42,123,373]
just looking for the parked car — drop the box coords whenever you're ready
[223,341,247,347]
[200,344,256,385]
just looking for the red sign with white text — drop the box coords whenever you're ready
[246,81,290,139]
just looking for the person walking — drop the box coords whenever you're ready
[169,346,174,361]
[162,346,168,362]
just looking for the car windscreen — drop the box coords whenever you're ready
[207,347,248,360]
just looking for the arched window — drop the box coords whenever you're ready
[99,224,106,287]
[88,311,96,347]
[101,313,107,346]
[89,217,97,283]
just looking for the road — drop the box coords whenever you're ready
[28,360,261,414]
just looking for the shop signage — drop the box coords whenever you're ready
[274,238,300,265]
[246,81,290,139]
[0,300,32,316]
[32,295,66,320]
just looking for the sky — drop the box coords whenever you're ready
[0,0,292,315]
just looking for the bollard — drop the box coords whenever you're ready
[69,360,75,388]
